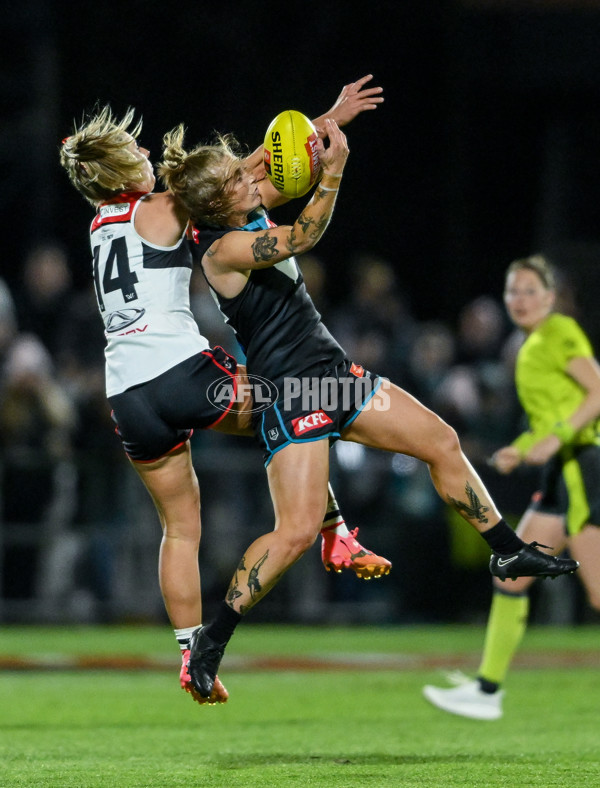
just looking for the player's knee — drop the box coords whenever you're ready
[427,417,461,462]
[164,518,201,546]
[291,528,320,557]
[278,521,320,559]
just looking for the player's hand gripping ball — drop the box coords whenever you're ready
[263,110,321,199]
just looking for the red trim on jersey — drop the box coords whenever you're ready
[91,191,149,233]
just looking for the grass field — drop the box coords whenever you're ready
[1,624,599,787]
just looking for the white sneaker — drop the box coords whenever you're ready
[423,676,504,720]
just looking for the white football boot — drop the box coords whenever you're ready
[423,672,504,720]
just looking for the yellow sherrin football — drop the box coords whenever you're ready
[263,110,321,199]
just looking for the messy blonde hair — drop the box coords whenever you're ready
[59,106,145,205]
[506,254,556,290]
[159,124,245,226]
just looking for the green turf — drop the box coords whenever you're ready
[1,625,599,787]
[2,622,599,657]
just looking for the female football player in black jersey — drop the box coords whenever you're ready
[59,77,389,706]
[160,115,579,702]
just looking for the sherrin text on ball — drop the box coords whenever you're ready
[263,110,320,199]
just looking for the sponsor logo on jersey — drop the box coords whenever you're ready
[99,203,130,219]
[291,410,333,436]
[349,363,365,378]
[105,308,147,333]
[206,374,279,414]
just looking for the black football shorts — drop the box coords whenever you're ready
[251,358,382,466]
[109,346,238,462]
[530,443,600,535]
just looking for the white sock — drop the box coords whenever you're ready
[322,511,350,537]
[174,625,200,652]
[323,484,350,536]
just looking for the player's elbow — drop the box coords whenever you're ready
[288,232,317,256]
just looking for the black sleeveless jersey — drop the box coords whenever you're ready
[190,208,346,382]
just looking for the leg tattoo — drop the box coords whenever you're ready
[447,481,490,524]
[226,556,246,607]
[247,551,269,601]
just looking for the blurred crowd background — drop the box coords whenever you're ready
[3,0,600,627]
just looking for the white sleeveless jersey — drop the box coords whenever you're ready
[90,192,210,396]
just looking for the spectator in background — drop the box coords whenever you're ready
[0,278,17,365]
[1,335,74,458]
[0,332,76,603]
[433,297,518,463]
[13,242,74,358]
[455,295,508,366]
[329,253,417,381]
[55,282,106,399]
[406,321,456,408]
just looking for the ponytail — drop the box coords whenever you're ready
[159,127,245,226]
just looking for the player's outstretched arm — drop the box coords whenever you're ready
[313,74,384,131]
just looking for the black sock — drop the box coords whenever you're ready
[204,601,242,646]
[481,519,523,556]
[477,676,500,694]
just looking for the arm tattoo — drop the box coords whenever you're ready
[447,481,490,524]
[286,227,300,254]
[297,213,313,234]
[311,215,329,238]
[296,210,330,242]
[251,232,279,262]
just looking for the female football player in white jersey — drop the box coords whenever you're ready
[159,124,579,702]
[59,76,390,705]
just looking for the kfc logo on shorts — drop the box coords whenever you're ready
[292,410,333,436]
[350,362,365,378]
